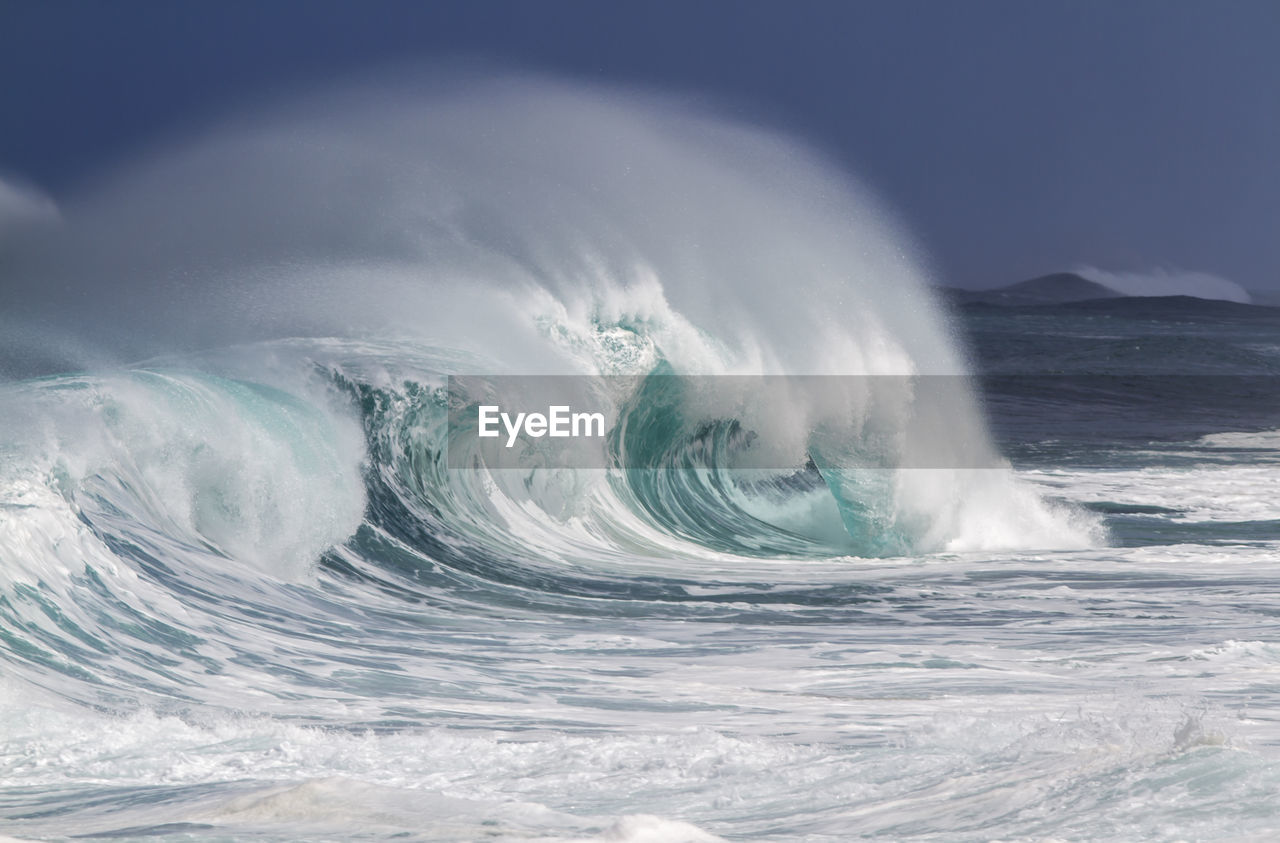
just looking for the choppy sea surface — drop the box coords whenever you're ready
[4,80,1280,841]
[2,299,1280,842]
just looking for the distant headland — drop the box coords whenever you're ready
[938,270,1278,310]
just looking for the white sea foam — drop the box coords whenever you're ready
[9,73,1264,843]
[3,620,1277,842]
[1025,463,1280,522]
[1198,428,1280,450]
[0,367,366,583]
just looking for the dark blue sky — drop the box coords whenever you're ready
[3,0,1277,288]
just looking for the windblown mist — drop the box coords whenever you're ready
[2,74,1279,841]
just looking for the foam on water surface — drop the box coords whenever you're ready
[1,74,1277,841]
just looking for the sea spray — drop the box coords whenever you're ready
[1,73,1100,556]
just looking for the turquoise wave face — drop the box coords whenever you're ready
[2,333,1277,843]
[6,78,1208,841]
[338,356,903,568]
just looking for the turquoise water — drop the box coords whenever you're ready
[4,302,1280,840]
[4,79,1280,840]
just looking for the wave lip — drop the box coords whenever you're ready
[2,72,1103,568]
[0,75,1106,582]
